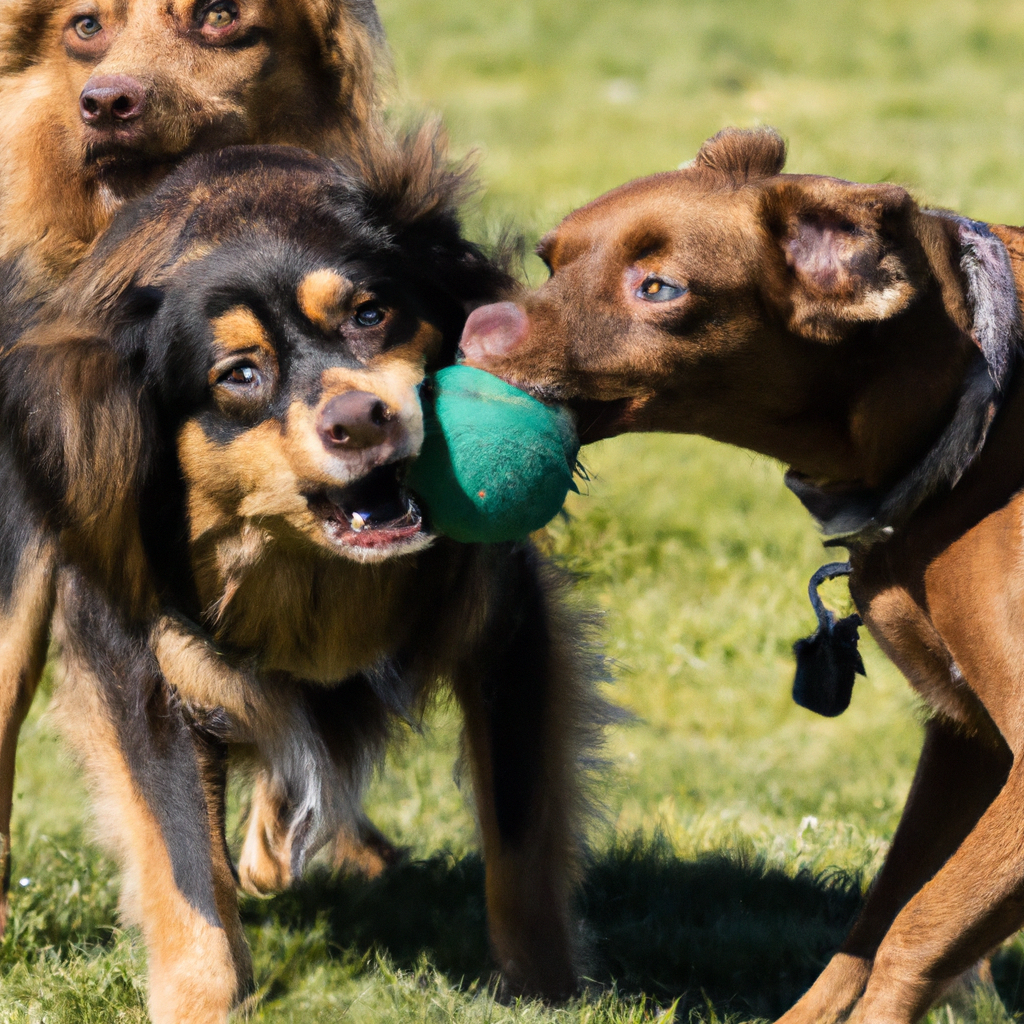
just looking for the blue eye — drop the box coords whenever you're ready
[637,276,686,302]
[73,15,102,38]
[354,304,385,327]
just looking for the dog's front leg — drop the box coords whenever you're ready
[452,545,608,1002]
[839,745,1024,1024]
[154,617,396,891]
[776,715,1010,1024]
[0,522,56,938]
[54,575,250,1024]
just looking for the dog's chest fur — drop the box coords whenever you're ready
[193,528,420,684]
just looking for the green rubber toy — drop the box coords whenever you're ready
[407,365,580,544]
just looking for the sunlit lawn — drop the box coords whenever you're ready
[5,1,1024,1020]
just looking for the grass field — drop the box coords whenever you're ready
[4,0,1024,1021]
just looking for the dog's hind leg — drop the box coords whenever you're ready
[153,617,399,890]
[776,715,1011,1024]
[0,512,56,937]
[311,678,402,881]
[452,545,609,1002]
[54,573,249,1024]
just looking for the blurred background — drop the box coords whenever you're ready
[6,1,1024,1020]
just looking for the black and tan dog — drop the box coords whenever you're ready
[0,0,394,928]
[461,127,1024,1024]
[2,137,608,1022]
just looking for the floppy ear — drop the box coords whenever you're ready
[2,323,154,613]
[765,178,922,342]
[692,126,788,181]
[341,121,517,359]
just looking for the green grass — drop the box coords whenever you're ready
[6,0,1024,1020]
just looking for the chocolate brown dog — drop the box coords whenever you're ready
[460,126,1024,1024]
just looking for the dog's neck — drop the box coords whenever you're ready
[784,213,1023,543]
[187,525,420,684]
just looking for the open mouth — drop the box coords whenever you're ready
[306,463,424,552]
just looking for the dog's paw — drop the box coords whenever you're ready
[330,818,404,880]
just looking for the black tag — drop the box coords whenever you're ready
[792,562,866,717]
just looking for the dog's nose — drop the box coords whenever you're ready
[80,75,147,125]
[459,302,530,367]
[317,391,398,452]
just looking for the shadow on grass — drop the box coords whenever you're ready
[991,936,1024,1019]
[16,830,1024,1019]
[243,836,864,1019]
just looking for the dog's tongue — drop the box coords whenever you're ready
[309,463,423,549]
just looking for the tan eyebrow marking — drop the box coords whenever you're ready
[208,306,276,384]
[297,269,360,331]
[211,306,270,355]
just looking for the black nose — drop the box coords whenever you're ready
[317,391,398,452]
[80,74,147,125]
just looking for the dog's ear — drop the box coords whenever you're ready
[693,127,787,181]
[339,121,517,360]
[337,0,386,42]
[764,178,922,342]
[2,324,154,611]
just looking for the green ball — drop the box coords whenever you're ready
[407,365,580,544]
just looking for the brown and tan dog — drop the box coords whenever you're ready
[0,0,390,934]
[0,0,382,285]
[460,126,1024,1024]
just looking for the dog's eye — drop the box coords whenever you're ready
[73,15,102,39]
[353,304,386,328]
[200,1,239,31]
[220,363,260,386]
[637,276,686,303]
[210,353,274,416]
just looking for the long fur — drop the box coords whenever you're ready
[0,0,388,285]
[2,135,611,1017]
[0,0,393,939]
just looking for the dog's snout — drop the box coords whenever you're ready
[317,391,398,452]
[459,301,530,367]
[80,75,147,126]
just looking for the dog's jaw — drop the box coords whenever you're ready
[305,465,434,563]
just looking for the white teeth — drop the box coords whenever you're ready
[350,512,366,532]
